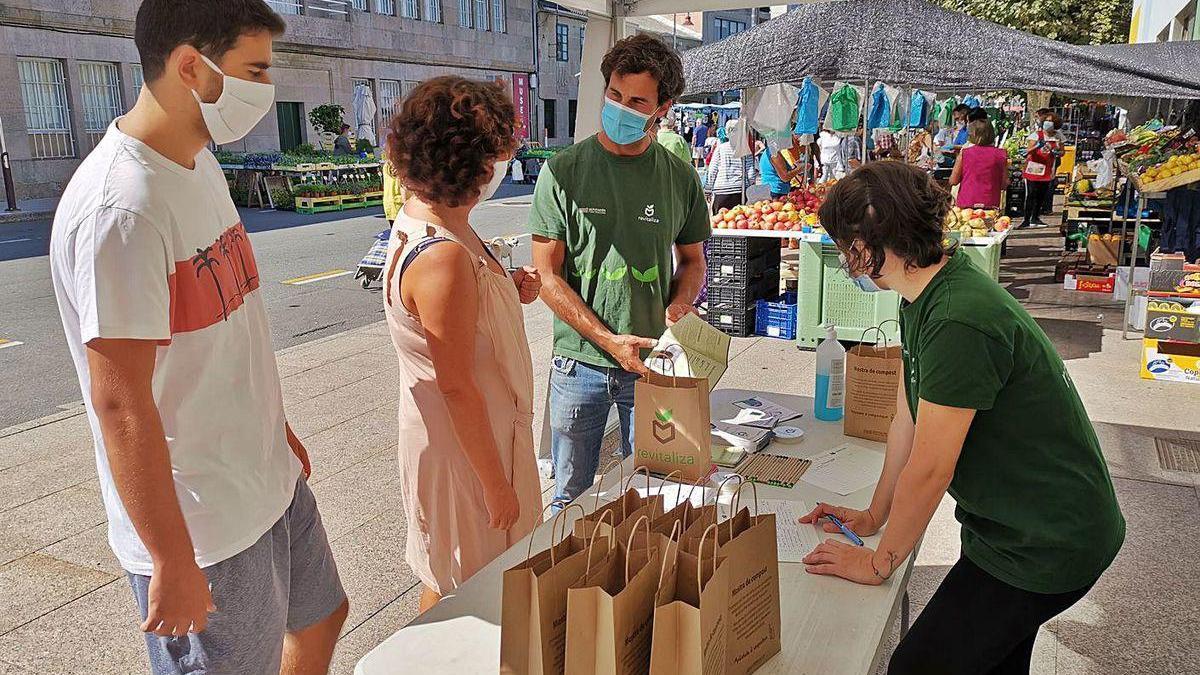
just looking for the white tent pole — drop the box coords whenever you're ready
[862,79,869,167]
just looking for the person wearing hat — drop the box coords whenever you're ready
[706,118,757,213]
[655,114,692,165]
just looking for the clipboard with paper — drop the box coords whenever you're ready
[644,313,731,391]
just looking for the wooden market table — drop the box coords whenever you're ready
[356,388,915,675]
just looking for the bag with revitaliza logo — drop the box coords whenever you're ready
[649,523,731,675]
[634,369,714,483]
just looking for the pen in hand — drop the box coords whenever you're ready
[826,514,864,546]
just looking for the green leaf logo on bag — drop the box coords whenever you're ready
[631,265,660,283]
[652,408,676,444]
[602,264,627,281]
[576,266,596,280]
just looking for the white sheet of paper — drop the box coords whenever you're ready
[759,498,821,562]
[801,444,884,496]
[721,408,778,428]
[732,396,801,424]
[645,313,731,390]
[590,477,714,511]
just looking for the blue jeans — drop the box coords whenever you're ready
[549,356,638,510]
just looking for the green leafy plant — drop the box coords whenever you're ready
[270,188,296,210]
[228,186,249,204]
[355,138,375,154]
[291,143,321,157]
[308,104,346,135]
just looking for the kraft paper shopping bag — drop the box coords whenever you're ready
[576,467,664,545]
[634,371,713,483]
[843,323,903,443]
[501,506,614,675]
[649,524,731,675]
[565,516,666,675]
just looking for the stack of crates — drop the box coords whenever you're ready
[1005,169,1025,218]
[795,241,901,348]
[705,236,781,337]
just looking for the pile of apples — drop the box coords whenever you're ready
[944,207,1011,238]
[711,199,821,231]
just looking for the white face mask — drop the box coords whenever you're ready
[477,159,509,204]
[191,53,275,145]
[1042,120,1055,132]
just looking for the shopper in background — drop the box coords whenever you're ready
[804,161,1124,675]
[1022,113,1065,228]
[49,2,349,672]
[908,122,939,170]
[951,104,972,146]
[530,35,709,510]
[383,76,543,611]
[838,127,864,177]
[707,118,759,211]
[333,123,354,155]
[817,128,842,182]
[761,134,806,199]
[951,120,1009,209]
[692,115,710,167]
[703,125,720,165]
[656,114,693,165]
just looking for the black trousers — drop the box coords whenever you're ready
[1023,179,1053,223]
[711,192,744,215]
[888,556,1091,675]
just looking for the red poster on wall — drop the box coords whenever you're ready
[512,73,531,141]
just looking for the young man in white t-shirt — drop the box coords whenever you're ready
[49,1,347,672]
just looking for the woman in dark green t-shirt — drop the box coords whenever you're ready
[799,161,1125,674]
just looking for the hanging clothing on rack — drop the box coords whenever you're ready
[936,96,958,128]
[831,83,862,131]
[867,82,891,130]
[794,77,822,137]
[1155,186,1200,262]
[908,90,932,129]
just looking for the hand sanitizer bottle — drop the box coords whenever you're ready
[815,324,845,421]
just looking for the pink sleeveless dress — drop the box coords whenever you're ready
[383,211,543,594]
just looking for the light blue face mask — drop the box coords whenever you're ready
[839,252,884,293]
[601,98,654,145]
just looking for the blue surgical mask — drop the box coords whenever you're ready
[839,252,884,293]
[602,98,653,145]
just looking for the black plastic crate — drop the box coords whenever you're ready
[705,305,755,337]
[707,235,781,258]
[706,271,780,309]
[707,249,781,287]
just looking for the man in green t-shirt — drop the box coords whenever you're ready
[530,35,710,509]
[655,114,692,165]
[799,162,1124,674]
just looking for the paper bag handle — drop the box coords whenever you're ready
[583,508,617,578]
[658,470,683,497]
[658,519,683,588]
[698,524,719,598]
[593,456,627,513]
[621,466,654,520]
[861,319,901,348]
[543,503,585,566]
[624,514,651,585]
[730,479,760,516]
[650,350,678,385]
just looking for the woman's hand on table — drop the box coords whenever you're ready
[799,502,881,537]
[802,540,889,586]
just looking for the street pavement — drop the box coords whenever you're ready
[0,183,535,429]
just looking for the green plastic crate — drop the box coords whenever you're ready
[796,242,901,348]
[961,240,1001,281]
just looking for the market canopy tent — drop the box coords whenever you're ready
[680,0,1200,99]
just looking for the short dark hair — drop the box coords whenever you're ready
[386,76,518,208]
[135,0,285,82]
[967,107,989,122]
[601,34,685,106]
[952,104,971,115]
[818,161,953,277]
[1036,107,1051,115]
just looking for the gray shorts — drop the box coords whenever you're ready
[127,477,346,675]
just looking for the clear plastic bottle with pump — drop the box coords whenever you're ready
[814,324,845,421]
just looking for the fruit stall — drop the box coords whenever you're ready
[705,184,1011,347]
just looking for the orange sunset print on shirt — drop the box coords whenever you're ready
[168,222,260,335]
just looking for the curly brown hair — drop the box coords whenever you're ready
[601,34,685,106]
[385,76,518,208]
[818,161,954,277]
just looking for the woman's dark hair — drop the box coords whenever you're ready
[818,161,953,277]
[1045,113,1063,130]
[968,119,996,146]
[967,107,989,122]
[952,103,971,116]
[135,0,285,82]
[601,34,685,106]
[386,76,518,208]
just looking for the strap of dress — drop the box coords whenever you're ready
[385,235,452,309]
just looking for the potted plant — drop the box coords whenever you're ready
[308,104,346,153]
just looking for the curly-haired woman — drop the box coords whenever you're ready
[799,161,1124,673]
[382,76,543,612]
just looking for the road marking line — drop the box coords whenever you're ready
[0,238,32,245]
[0,339,24,350]
[282,269,353,286]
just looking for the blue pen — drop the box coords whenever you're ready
[826,515,864,546]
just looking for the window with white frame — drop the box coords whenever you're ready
[556,23,569,61]
[131,64,145,102]
[377,0,396,16]
[401,0,419,18]
[17,58,75,159]
[352,0,368,9]
[425,0,442,22]
[458,0,472,27]
[474,0,488,31]
[79,62,123,149]
[266,0,302,14]
[401,80,420,99]
[378,79,402,120]
[490,0,504,32]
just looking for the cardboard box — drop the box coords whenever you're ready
[1141,338,1200,384]
[1145,301,1200,344]
[1148,253,1200,296]
[1064,272,1115,294]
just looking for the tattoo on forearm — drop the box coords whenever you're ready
[872,551,900,579]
